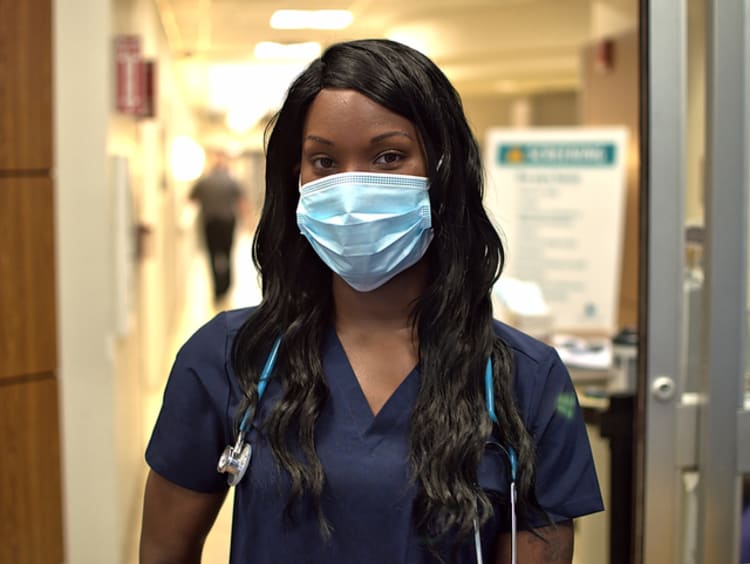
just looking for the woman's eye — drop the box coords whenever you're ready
[312,157,335,170]
[375,152,403,166]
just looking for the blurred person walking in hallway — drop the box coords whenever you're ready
[190,150,246,306]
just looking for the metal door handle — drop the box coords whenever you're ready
[652,376,676,402]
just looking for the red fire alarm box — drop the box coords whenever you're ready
[114,36,158,118]
[115,35,143,115]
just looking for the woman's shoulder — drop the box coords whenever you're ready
[177,307,256,362]
[491,319,571,422]
[491,318,558,368]
[146,306,258,494]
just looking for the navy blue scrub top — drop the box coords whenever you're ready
[146,308,604,563]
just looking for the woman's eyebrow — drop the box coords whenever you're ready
[370,130,412,144]
[304,134,334,145]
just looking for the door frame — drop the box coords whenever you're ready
[639,1,748,562]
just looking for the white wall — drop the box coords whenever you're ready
[590,0,639,40]
[55,0,119,561]
[463,90,580,152]
[55,0,197,561]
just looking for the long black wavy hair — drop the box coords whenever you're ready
[232,38,540,548]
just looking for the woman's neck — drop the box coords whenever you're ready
[332,260,428,333]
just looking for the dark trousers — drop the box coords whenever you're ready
[203,217,236,300]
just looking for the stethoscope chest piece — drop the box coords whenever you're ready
[217,441,252,486]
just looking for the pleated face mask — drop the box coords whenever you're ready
[296,171,434,292]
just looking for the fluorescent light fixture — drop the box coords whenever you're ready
[253,41,322,60]
[270,9,353,30]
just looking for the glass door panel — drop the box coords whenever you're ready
[678,1,706,562]
[642,1,748,563]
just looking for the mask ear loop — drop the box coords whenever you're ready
[474,357,518,564]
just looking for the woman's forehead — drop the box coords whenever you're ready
[302,88,418,140]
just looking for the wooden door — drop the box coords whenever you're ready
[0,0,64,561]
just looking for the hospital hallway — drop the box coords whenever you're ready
[3,0,750,562]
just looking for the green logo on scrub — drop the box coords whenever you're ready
[556,392,577,420]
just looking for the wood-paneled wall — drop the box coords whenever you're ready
[0,0,64,561]
[0,0,53,171]
[0,376,64,564]
[0,178,57,380]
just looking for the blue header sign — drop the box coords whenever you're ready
[497,143,617,167]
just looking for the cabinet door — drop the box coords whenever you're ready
[0,0,52,171]
[0,376,64,563]
[0,177,57,381]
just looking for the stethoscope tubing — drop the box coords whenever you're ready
[484,357,518,564]
[238,336,282,434]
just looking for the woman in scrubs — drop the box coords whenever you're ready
[140,39,603,564]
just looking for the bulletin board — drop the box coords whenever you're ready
[485,127,628,334]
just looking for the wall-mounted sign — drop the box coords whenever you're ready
[485,127,628,334]
[115,35,143,114]
[114,35,156,118]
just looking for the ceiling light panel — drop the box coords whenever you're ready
[270,9,353,30]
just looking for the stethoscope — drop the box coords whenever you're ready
[217,336,282,487]
[217,336,518,564]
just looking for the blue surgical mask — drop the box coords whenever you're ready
[296,172,433,292]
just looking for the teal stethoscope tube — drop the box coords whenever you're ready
[481,357,518,564]
[237,336,281,434]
